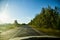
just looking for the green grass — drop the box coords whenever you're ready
[29,25,60,37]
[0,24,17,32]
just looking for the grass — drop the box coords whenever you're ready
[29,25,60,37]
[0,24,17,32]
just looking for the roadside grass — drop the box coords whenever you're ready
[29,25,60,37]
[0,24,17,32]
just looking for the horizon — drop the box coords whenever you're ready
[0,0,60,24]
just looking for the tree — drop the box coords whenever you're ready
[29,6,60,29]
[14,20,19,27]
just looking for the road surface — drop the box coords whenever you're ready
[0,25,45,40]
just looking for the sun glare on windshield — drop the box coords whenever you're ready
[0,0,60,40]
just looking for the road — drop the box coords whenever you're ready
[0,25,45,40]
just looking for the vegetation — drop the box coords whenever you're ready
[0,20,21,32]
[29,6,60,36]
[0,24,15,32]
[14,20,20,27]
[29,6,60,29]
[0,5,60,37]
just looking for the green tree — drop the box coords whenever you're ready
[14,20,19,27]
[29,6,60,29]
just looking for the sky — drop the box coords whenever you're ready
[0,0,60,24]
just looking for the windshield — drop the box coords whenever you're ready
[0,0,60,40]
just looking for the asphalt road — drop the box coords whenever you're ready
[0,25,45,40]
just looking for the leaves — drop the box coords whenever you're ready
[29,6,60,29]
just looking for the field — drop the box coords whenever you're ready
[0,24,17,32]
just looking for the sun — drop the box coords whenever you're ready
[0,3,11,24]
[0,13,9,23]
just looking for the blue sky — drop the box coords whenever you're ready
[0,0,60,24]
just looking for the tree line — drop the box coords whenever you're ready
[29,6,60,30]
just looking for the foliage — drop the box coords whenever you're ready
[0,24,16,32]
[14,20,20,27]
[29,25,60,37]
[29,6,60,30]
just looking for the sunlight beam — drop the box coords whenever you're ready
[0,3,12,24]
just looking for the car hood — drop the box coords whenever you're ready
[9,35,59,40]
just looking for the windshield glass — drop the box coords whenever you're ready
[0,0,60,40]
